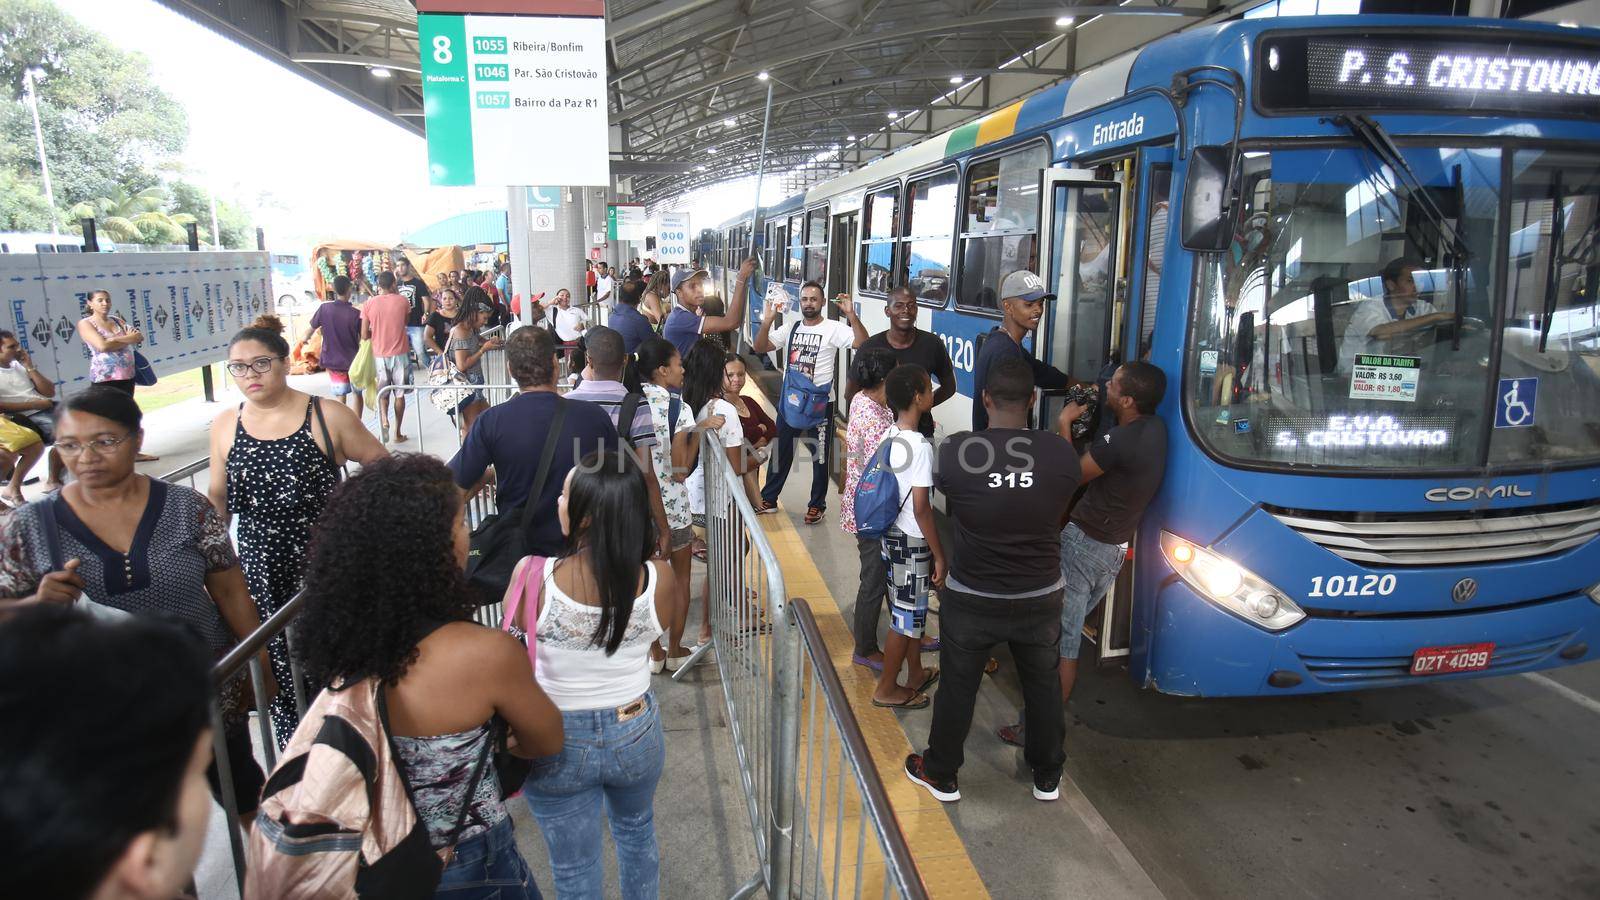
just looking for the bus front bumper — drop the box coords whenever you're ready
[1146,582,1600,697]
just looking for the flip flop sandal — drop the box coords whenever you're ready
[914,668,940,693]
[920,638,942,653]
[852,654,885,672]
[871,691,930,710]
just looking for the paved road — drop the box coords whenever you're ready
[1012,654,1600,898]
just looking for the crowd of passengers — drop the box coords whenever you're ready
[0,256,1171,898]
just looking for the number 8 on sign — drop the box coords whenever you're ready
[433,35,453,64]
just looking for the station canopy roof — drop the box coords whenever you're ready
[159,0,1234,206]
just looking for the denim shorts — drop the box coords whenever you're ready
[436,813,542,898]
[1059,522,1127,659]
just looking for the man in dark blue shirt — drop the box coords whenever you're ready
[970,270,1076,431]
[609,278,656,356]
[662,257,756,358]
[448,325,620,556]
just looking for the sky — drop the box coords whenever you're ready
[49,0,795,252]
[53,0,504,252]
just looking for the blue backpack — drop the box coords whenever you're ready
[853,436,909,540]
[780,364,831,430]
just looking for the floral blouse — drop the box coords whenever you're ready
[87,317,137,383]
[840,391,895,535]
[643,383,695,531]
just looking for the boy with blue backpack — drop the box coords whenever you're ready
[856,363,945,709]
[752,280,867,524]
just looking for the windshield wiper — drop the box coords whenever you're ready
[1541,172,1565,353]
[1332,114,1473,346]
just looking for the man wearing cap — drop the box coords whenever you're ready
[663,257,757,358]
[970,270,1076,432]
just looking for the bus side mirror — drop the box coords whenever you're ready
[1181,145,1235,252]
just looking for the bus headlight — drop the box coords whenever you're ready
[1161,532,1305,632]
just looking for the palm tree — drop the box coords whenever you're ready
[68,186,195,244]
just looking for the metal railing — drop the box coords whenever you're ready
[374,382,520,456]
[208,590,313,894]
[687,430,927,899]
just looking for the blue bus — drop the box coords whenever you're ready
[707,14,1600,696]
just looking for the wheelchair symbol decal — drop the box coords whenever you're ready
[1494,377,1537,429]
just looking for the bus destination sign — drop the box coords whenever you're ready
[1257,31,1600,118]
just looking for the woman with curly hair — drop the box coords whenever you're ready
[520,449,677,900]
[294,454,563,898]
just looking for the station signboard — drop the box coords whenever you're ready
[418,1,609,187]
[655,212,692,264]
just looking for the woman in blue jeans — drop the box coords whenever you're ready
[294,455,564,898]
[524,449,677,899]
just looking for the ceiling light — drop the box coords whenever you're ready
[723,117,737,127]
[1055,15,1075,27]
[846,134,856,141]
[757,71,770,81]
[887,110,898,119]
[370,66,392,79]
[708,146,718,154]
[950,74,964,84]
[695,165,707,172]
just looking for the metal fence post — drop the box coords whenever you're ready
[768,600,802,897]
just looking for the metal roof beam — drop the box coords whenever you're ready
[613,5,1201,119]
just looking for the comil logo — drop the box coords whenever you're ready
[1092,113,1145,147]
[1424,484,1534,502]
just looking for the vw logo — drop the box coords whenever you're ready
[1452,578,1479,604]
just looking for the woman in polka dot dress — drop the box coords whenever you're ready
[208,326,386,746]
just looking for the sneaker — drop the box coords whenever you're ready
[904,754,960,803]
[1032,769,1061,802]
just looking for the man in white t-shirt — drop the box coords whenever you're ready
[551,289,588,343]
[594,262,616,310]
[1340,257,1451,370]
[0,330,64,498]
[752,280,867,523]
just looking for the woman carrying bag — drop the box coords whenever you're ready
[512,451,678,900]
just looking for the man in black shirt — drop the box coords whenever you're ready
[970,270,1079,432]
[997,360,1168,748]
[904,356,1081,805]
[844,286,956,437]
[393,256,435,367]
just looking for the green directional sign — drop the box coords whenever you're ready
[418,11,609,187]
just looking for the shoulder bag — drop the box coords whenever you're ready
[464,399,567,607]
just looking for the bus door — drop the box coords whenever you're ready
[827,211,859,489]
[1038,168,1123,418]
[1038,165,1137,666]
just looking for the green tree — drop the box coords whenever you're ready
[0,168,53,231]
[0,0,188,220]
[69,185,195,245]
[168,180,255,249]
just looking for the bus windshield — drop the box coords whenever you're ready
[1187,144,1600,472]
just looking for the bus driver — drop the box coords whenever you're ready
[1341,257,1454,366]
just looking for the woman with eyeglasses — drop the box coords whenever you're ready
[207,326,386,747]
[0,385,272,831]
[76,289,158,461]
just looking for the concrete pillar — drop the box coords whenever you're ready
[506,185,588,325]
[1467,0,1498,17]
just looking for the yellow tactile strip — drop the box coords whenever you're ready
[759,509,991,900]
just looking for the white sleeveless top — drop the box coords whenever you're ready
[534,560,665,711]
